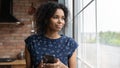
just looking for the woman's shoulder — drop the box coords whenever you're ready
[64,35,78,45]
[62,35,75,41]
[25,34,37,39]
[25,34,42,41]
[62,35,78,45]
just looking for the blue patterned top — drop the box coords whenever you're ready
[25,34,78,68]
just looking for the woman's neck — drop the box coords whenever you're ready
[45,32,61,39]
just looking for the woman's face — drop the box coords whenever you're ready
[48,9,65,32]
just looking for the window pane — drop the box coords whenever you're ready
[83,1,97,68]
[98,0,120,68]
[76,0,97,68]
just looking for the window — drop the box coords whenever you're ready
[97,0,120,68]
[59,0,120,68]
[72,0,120,68]
[74,0,97,68]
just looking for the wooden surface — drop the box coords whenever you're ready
[0,59,26,65]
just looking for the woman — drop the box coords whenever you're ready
[25,1,78,68]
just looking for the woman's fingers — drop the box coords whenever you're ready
[38,60,45,68]
[44,59,60,68]
[38,59,68,68]
[45,63,59,68]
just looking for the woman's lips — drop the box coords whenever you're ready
[56,25,63,28]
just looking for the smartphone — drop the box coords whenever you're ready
[43,55,56,63]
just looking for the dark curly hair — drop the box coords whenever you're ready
[34,1,69,34]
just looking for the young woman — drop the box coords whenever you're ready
[25,1,78,68]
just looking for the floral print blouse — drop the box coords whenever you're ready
[25,34,78,68]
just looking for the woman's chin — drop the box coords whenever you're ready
[56,29,62,32]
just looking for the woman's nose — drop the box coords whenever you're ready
[58,19,63,23]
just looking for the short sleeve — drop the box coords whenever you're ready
[24,36,32,52]
[68,38,78,59]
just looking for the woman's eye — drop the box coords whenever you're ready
[53,16,58,19]
[62,17,65,20]
[52,16,65,20]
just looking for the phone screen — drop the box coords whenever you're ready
[43,55,56,63]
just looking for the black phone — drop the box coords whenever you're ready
[43,55,56,63]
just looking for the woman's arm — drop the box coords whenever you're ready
[69,50,77,68]
[25,46,32,68]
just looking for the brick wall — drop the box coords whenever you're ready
[0,0,56,58]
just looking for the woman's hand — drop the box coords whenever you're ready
[38,59,68,68]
